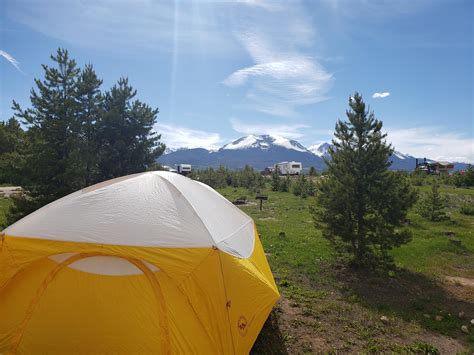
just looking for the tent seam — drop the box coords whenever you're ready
[156,175,216,246]
[158,174,254,258]
[217,251,237,355]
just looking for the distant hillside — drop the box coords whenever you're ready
[159,134,470,171]
[160,135,326,171]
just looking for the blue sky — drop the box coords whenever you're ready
[1,0,473,162]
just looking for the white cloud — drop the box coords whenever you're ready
[372,92,390,98]
[321,0,430,19]
[388,127,474,163]
[235,0,284,12]
[223,2,333,117]
[0,49,25,74]
[6,0,236,53]
[230,117,309,139]
[156,123,223,150]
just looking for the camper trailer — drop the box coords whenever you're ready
[177,164,192,175]
[275,161,302,176]
[415,158,454,175]
[162,165,178,173]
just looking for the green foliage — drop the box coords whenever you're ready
[96,77,164,181]
[271,167,280,191]
[0,198,12,227]
[311,93,417,267]
[292,175,315,198]
[279,175,291,192]
[190,165,264,191]
[0,118,28,184]
[308,166,317,177]
[417,183,448,221]
[398,342,439,354]
[452,165,474,187]
[4,48,164,226]
[460,203,474,216]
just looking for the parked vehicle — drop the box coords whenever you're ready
[177,164,192,175]
[415,158,454,175]
[162,165,178,173]
[275,161,302,175]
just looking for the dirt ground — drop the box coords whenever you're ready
[0,186,22,198]
[251,267,474,354]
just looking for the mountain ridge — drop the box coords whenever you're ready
[159,134,469,171]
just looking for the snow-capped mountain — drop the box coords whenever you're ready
[159,135,469,171]
[160,134,325,170]
[308,142,419,170]
[221,134,308,153]
[308,142,332,159]
[164,147,177,155]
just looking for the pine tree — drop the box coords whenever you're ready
[279,175,290,192]
[417,182,447,221]
[308,166,317,177]
[12,48,83,201]
[97,78,164,180]
[311,93,417,267]
[77,64,103,185]
[306,177,316,197]
[4,49,165,226]
[293,174,306,197]
[271,167,280,191]
[0,118,27,184]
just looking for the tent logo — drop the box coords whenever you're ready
[237,316,248,336]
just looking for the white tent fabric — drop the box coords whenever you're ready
[3,171,255,258]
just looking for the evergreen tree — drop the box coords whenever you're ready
[306,177,316,197]
[0,118,27,184]
[293,174,306,197]
[12,48,83,201]
[77,64,103,185]
[417,182,448,221]
[4,49,165,226]
[97,78,164,180]
[279,175,290,192]
[311,93,417,267]
[271,167,280,191]
[308,166,317,177]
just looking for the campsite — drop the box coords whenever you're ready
[1,175,473,353]
[1,1,473,353]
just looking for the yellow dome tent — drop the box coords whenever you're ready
[0,171,279,354]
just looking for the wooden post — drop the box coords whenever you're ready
[255,194,268,211]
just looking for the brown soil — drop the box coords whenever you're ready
[251,267,473,354]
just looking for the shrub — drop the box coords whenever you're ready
[460,204,474,216]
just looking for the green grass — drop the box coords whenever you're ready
[219,185,474,279]
[220,184,474,352]
[219,187,334,280]
[392,184,474,277]
[0,198,12,228]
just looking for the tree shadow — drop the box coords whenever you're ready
[334,266,474,338]
[251,310,288,355]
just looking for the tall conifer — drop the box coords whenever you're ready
[312,93,417,266]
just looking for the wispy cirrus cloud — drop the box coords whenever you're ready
[388,126,474,163]
[230,117,309,139]
[155,123,223,150]
[0,49,25,74]
[372,92,390,98]
[6,0,236,53]
[223,1,334,117]
[235,0,284,12]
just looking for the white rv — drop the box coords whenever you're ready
[162,165,178,173]
[275,161,302,176]
[177,164,192,175]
